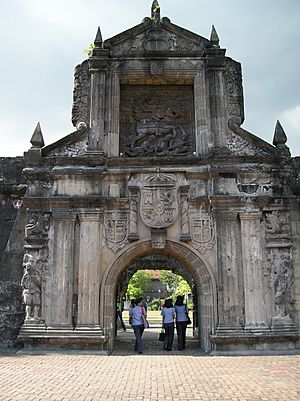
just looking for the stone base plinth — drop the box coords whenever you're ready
[18,323,107,351]
[271,316,298,333]
[210,331,299,353]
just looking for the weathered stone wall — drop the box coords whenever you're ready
[0,157,26,346]
[290,157,300,348]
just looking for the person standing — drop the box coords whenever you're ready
[129,297,146,354]
[161,298,176,351]
[174,295,189,350]
[116,299,126,332]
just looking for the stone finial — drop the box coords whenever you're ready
[151,0,161,22]
[273,120,287,146]
[94,27,103,48]
[30,122,44,148]
[210,25,220,46]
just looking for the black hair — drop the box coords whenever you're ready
[175,295,184,306]
[164,298,173,308]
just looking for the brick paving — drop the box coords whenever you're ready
[0,329,299,401]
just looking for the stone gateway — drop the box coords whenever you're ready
[9,2,300,352]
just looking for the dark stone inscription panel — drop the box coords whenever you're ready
[120,85,195,157]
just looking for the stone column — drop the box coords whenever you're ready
[240,211,269,331]
[47,212,76,329]
[76,211,102,330]
[215,210,243,332]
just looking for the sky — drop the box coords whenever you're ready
[0,0,299,157]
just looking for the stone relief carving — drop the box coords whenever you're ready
[264,210,290,241]
[151,228,166,249]
[237,179,259,194]
[110,27,206,56]
[227,132,269,156]
[120,85,194,157]
[273,250,294,318]
[71,60,90,127]
[225,60,244,122]
[48,138,88,158]
[21,254,43,321]
[25,212,50,241]
[104,210,129,253]
[190,205,215,254]
[140,172,178,228]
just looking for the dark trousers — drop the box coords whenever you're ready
[117,312,126,331]
[176,321,187,350]
[133,324,144,353]
[163,323,174,350]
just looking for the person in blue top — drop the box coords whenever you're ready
[174,295,189,350]
[161,298,176,351]
[129,297,147,354]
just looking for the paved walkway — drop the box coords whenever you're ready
[0,328,299,401]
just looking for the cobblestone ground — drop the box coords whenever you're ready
[0,347,299,401]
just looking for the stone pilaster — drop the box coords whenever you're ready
[179,185,191,241]
[240,211,269,332]
[215,210,243,332]
[128,186,139,242]
[88,50,109,154]
[47,212,76,329]
[206,52,227,152]
[76,211,102,330]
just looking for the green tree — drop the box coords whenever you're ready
[160,270,191,303]
[176,276,191,296]
[160,270,179,293]
[127,270,152,300]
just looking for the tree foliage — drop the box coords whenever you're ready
[160,270,191,302]
[127,270,152,300]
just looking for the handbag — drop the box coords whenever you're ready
[141,314,150,328]
[185,307,192,325]
[158,330,165,341]
[141,306,150,328]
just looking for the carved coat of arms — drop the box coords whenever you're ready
[140,173,178,228]
[190,207,215,254]
[104,210,129,253]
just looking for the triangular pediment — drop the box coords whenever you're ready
[104,18,215,57]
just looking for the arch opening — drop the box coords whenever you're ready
[100,240,217,353]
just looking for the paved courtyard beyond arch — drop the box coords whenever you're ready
[0,350,299,401]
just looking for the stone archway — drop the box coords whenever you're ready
[100,240,217,353]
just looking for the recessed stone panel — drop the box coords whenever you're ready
[119,85,195,157]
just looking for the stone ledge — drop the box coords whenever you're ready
[210,331,299,352]
[18,323,107,351]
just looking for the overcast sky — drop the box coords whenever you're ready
[0,0,299,157]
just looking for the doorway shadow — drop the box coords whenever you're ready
[113,325,206,356]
